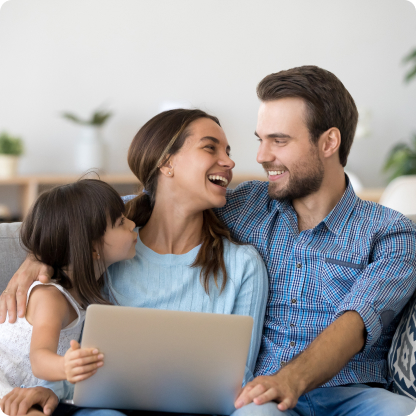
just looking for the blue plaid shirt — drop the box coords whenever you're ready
[215,178,416,387]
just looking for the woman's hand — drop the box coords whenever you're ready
[0,254,53,324]
[64,340,104,384]
[0,386,59,416]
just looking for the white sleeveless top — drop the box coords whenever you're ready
[0,282,85,398]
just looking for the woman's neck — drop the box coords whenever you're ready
[140,200,204,255]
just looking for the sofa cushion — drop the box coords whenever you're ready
[388,295,416,400]
[0,222,26,292]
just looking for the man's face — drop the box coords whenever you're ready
[256,97,324,201]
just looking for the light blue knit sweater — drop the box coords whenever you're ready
[107,231,268,385]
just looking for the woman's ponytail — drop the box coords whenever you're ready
[125,192,153,227]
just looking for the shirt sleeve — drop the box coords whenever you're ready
[231,245,269,385]
[333,216,416,351]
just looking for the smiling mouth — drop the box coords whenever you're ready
[208,175,229,188]
[268,170,286,176]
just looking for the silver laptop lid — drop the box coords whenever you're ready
[73,305,253,415]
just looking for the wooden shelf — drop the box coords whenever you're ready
[0,173,266,218]
[355,188,384,203]
[0,174,384,218]
[0,174,140,218]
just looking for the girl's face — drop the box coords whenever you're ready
[101,215,138,267]
[167,118,235,211]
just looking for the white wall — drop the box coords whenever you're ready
[0,0,415,192]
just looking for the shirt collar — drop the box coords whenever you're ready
[321,175,358,235]
[267,193,290,213]
[266,174,358,235]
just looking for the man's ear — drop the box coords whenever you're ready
[321,127,341,159]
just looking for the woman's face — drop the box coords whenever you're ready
[166,117,235,211]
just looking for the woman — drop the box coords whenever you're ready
[0,109,268,416]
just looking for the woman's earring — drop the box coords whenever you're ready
[168,172,172,175]
[97,253,100,259]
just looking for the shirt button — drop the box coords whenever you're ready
[296,262,302,269]
[291,298,297,304]
[281,361,287,366]
[290,323,295,327]
[290,341,296,347]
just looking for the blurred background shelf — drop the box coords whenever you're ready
[0,174,384,221]
[355,188,384,203]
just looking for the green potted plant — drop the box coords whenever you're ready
[62,109,112,127]
[62,108,112,172]
[383,48,416,181]
[0,132,24,178]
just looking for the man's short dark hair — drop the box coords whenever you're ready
[257,65,358,167]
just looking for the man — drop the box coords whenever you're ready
[1,66,416,416]
[215,66,416,415]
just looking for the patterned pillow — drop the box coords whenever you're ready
[388,296,416,400]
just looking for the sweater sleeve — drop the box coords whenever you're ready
[231,245,268,385]
[23,379,74,401]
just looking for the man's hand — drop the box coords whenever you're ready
[234,311,365,411]
[234,372,303,412]
[64,340,104,384]
[0,254,53,324]
[0,387,58,416]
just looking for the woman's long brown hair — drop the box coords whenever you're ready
[126,109,237,294]
[20,179,125,308]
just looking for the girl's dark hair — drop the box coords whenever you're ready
[126,108,236,294]
[20,179,125,309]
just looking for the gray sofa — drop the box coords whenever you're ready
[0,222,26,293]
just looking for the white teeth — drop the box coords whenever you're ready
[208,175,229,186]
[268,170,285,176]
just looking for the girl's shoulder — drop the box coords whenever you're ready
[26,282,84,328]
[27,281,78,306]
[26,282,72,321]
[27,281,66,303]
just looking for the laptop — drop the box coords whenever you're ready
[71,305,253,415]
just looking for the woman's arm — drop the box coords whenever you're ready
[231,246,269,384]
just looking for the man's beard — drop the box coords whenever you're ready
[265,149,324,202]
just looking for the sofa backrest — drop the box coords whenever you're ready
[0,222,26,292]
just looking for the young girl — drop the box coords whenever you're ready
[0,179,137,414]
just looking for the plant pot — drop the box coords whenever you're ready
[75,126,106,172]
[0,155,19,178]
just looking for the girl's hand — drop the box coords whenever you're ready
[64,340,104,384]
